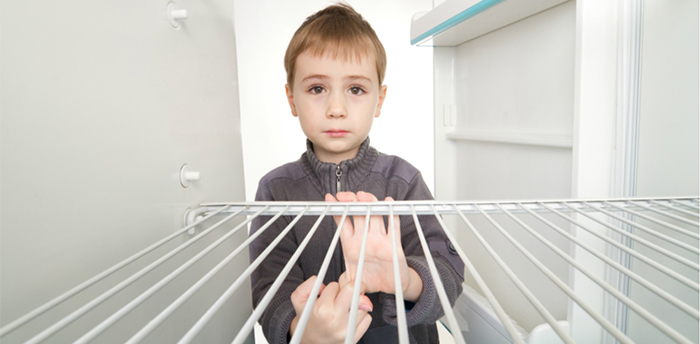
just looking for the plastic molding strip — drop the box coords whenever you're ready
[410,0,569,46]
[1,197,698,343]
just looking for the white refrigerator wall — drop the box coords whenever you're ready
[432,0,699,340]
[233,0,435,202]
[636,0,699,198]
[627,0,699,342]
[434,1,576,332]
[1,1,252,342]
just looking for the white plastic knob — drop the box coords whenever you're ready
[171,9,188,20]
[179,164,201,188]
[184,171,201,181]
[167,2,188,28]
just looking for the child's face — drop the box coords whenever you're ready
[286,50,387,164]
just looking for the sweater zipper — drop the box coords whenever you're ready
[336,165,342,192]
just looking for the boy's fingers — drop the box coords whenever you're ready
[357,191,386,235]
[325,193,340,225]
[384,196,401,240]
[335,280,354,308]
[339,218,355,243]
[350,294,373,342]
[337,192,363,236]
[317,281,340,306]
[338,271,350,288]
[358,293,372,313]
[337,272,368,296]
[328,193,356,237]
[356,191,378,202]
[357,192,380,234]
[291,276,320,311]
[335,280,372,313]
[354,312,373,343]
[335,192,357,202]
[369,212,386,235]
[325,193,342,227]
[336,192,367,231]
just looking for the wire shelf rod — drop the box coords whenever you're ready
[655,200,700,218]
[524,206,698,344]
[456,206,577,344]
[125,205,287,344]
[24,206,247,344]
[584,202,700,253]
[345,207,374,344]
[541,202,700,291]
[389,205,410,344]
[412,206,466,344]
[497,203,638,341]
[632,200,700,227]
[605,202,699,240]
[474,204,575,344]
[0,205,230,339]
[291,208,350,344]
[502,204,695,343]
[177,205,305,344]
[430,205,526,344]
[520,204,699,318]
[562,202,699,270]
[231,207,329,344]
[75,205,270,344]
[672,199,700,211]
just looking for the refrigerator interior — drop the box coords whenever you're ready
[423,0,698,342]
[1,0,698,343]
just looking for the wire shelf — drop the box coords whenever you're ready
[1,197,698,344]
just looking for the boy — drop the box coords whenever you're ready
[249,4,464,344]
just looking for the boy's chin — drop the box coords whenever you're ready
[314,145,361,163]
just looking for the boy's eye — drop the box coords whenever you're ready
[349,86,365,95]
[309,86,325,94]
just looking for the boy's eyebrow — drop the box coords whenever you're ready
[301,74,329,82]
[345,75,372,82]
[300,74,372,83]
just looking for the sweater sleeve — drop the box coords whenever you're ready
[381,172,465,327]
[249,181,303,344]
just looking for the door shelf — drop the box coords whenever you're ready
[411,0,570,46]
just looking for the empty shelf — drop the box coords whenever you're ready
[1,197,697,343]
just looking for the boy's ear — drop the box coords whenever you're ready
[374,85,387,118]
[285,84,298,117]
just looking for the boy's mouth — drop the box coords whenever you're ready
[325,130,348,138]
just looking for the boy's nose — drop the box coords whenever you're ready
[326,92,347,118]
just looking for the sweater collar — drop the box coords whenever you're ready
[301,138,378,195]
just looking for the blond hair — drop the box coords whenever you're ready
[284,3,387,89]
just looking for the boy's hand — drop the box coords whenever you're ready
[289,275,373,344]
[326,192,423,301]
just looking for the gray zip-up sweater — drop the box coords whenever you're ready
[250,138,464,344]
